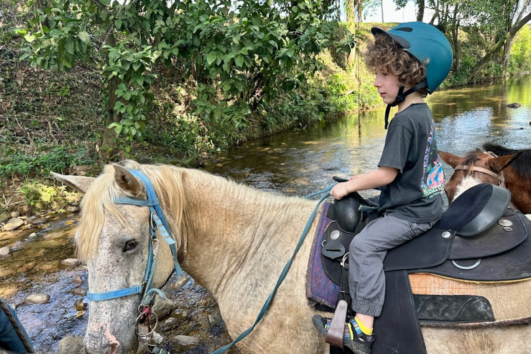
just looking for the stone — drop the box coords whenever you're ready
[171,335,200,347]
[208,309,223,326]
[58,335,85,354]
[152,331,163,344]
[29,217,48,225]
[28,232,38,239]
[171,274,190,290]
[61,258,81,266]
[507,102,521,108]
[25,293,50,304]
[74,298,88,311]
[0,213,9,223]
[72,275,83,284]
[17,261,36,273]
[159,317,179,331]
[10,211,20,218]
[170,309,189,320]
[0,247,10,256]
[152,297,174,319]
[69,287,87,296]
[66,205,80,213]
[3,218,24,231]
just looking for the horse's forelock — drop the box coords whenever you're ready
[460,150,485,177]
[77,165,124,261]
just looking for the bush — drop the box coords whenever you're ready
[18,181,79,212]
[0,146,95,179]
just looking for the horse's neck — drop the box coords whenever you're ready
[503,168,531,214]
[180,180,316,298]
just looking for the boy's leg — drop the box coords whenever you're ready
[349,214,434,318]
[313,214,436,353]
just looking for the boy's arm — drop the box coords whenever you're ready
[330,166,398,200]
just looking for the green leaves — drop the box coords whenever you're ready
[22,0,345,147]
[78,31,90,43]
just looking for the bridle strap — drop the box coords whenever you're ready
[454,165,505,187]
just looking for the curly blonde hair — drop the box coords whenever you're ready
[365,34,429,96]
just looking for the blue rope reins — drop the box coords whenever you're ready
[211,185,333,354]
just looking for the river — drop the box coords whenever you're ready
[1,75,530,353]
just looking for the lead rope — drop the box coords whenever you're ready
[211,186,333,353]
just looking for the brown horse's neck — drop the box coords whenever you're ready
[502,168,531,214]
[178,177,316,300]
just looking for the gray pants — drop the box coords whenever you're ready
[348,214,438,317]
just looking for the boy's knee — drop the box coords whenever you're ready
[350,236,369,254]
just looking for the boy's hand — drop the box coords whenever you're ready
[330,182,350,200]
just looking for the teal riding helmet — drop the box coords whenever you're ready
[372,22,453,93]
[371,22,453,128]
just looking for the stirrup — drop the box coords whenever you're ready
[325,299,349,348]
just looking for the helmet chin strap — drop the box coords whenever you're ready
[384,81,427,129]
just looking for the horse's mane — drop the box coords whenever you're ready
[483,142,531,177]
[76,160,296,261]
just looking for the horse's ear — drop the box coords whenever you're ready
[51,172,94,194]
[488,152,522,173]
[439,151,462,169]
[113,165,144,197]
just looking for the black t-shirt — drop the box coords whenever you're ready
[377,103,444,223]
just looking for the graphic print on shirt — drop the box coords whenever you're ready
[422,124,445,198]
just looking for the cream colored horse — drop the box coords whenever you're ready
[53,161,531,354]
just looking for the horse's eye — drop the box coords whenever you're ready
[123,240,139,252]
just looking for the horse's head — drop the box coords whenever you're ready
[52,162,184,354]
[439,150,521,203]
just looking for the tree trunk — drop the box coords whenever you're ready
[101,31,122,157]
[502,36,516,77]
[450,5,460,72]
[416,0,425,22]
[346,0,355,24]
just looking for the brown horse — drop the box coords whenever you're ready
[439,143,531,214]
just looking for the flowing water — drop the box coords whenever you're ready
[1,75,530,353]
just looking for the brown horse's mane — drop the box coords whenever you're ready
[483,142,531,177]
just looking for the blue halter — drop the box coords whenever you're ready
[86,169,183,304]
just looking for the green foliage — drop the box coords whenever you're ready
[510,25,531,74]
[0,146,95,179]
[19,180,78,211]
[22,0,355,145]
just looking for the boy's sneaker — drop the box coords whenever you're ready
[312,315,374,354]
